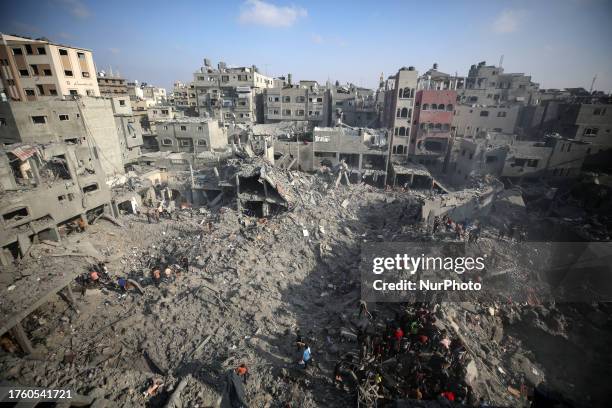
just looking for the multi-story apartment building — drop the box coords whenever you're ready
[384,66,418,157]
[109,96,144,165]
[97,73,128,97]
[142,85,166,105]
[447,132,590,186]
[452,104,521,138]
[264,80,329,126]
[543,103,611,147]
[170,81,197,111]
[157,118,226,153]
[410,64,459,170]
[192,59,273,124]
[0,33,100,101]
[459,60,539,106]
[127,80,144,101]
[0,96,143,177]
[330,84,379,128]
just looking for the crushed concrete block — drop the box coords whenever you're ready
[465,360,478,385]
[340,328,357,342]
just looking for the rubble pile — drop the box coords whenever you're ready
[0,158,610,407]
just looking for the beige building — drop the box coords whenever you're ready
[142,85,166,105]
[264,80,328,126]
[193,59,274,123]
[384,67,418,157]
[157,118,227,153]
[97,73,128,97]
[171,81,196,110]
[0,34,100,101]
[0,96,144,178]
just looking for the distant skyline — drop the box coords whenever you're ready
[2,0,612,92]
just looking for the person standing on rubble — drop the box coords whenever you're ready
[358,300,372,319]
[455,222,464,240]
[181,256,189,272]
[235,364,249,384]
[393,326,404,354]
[299,343,312,369]
[469,222,481,243]
[433,216,441,234]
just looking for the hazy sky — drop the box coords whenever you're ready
[2,0,612,92]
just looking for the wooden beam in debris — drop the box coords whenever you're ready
[9,322,33,354]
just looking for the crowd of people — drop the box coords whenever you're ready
[432,214,527,243]
[332,302,487,406]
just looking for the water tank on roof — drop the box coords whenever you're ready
[408,66,415,71]
[204,58,211,67]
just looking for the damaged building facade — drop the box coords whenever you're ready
[312,126,390,186]
[447,131,591,186]
[458,60,539,106]
[156,118,227,154]
[452,104,521,138]
[410,64,459,171]
[264,79,330,126]
[192,59,273,124]
[330,83,380,128]
[0,96,144,178]
[96,72,128,98]
[170,81,197,112]
[0,143,111,264]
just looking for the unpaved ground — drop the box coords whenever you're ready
[1,170,611,407]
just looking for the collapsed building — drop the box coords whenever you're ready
[0,142,142,265]
[447,131,591,187]
[1,48,611,408]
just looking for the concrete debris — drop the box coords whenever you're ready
[0,155,610,408]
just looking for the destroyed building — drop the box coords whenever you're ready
[311,126,390,186]
[447,131,591,186]
[329,83,380,128]
[271,123,390,186]
[519,100,612,148]
[0,96,144,178]
[1,22,612,408]
[0,142,111,264]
